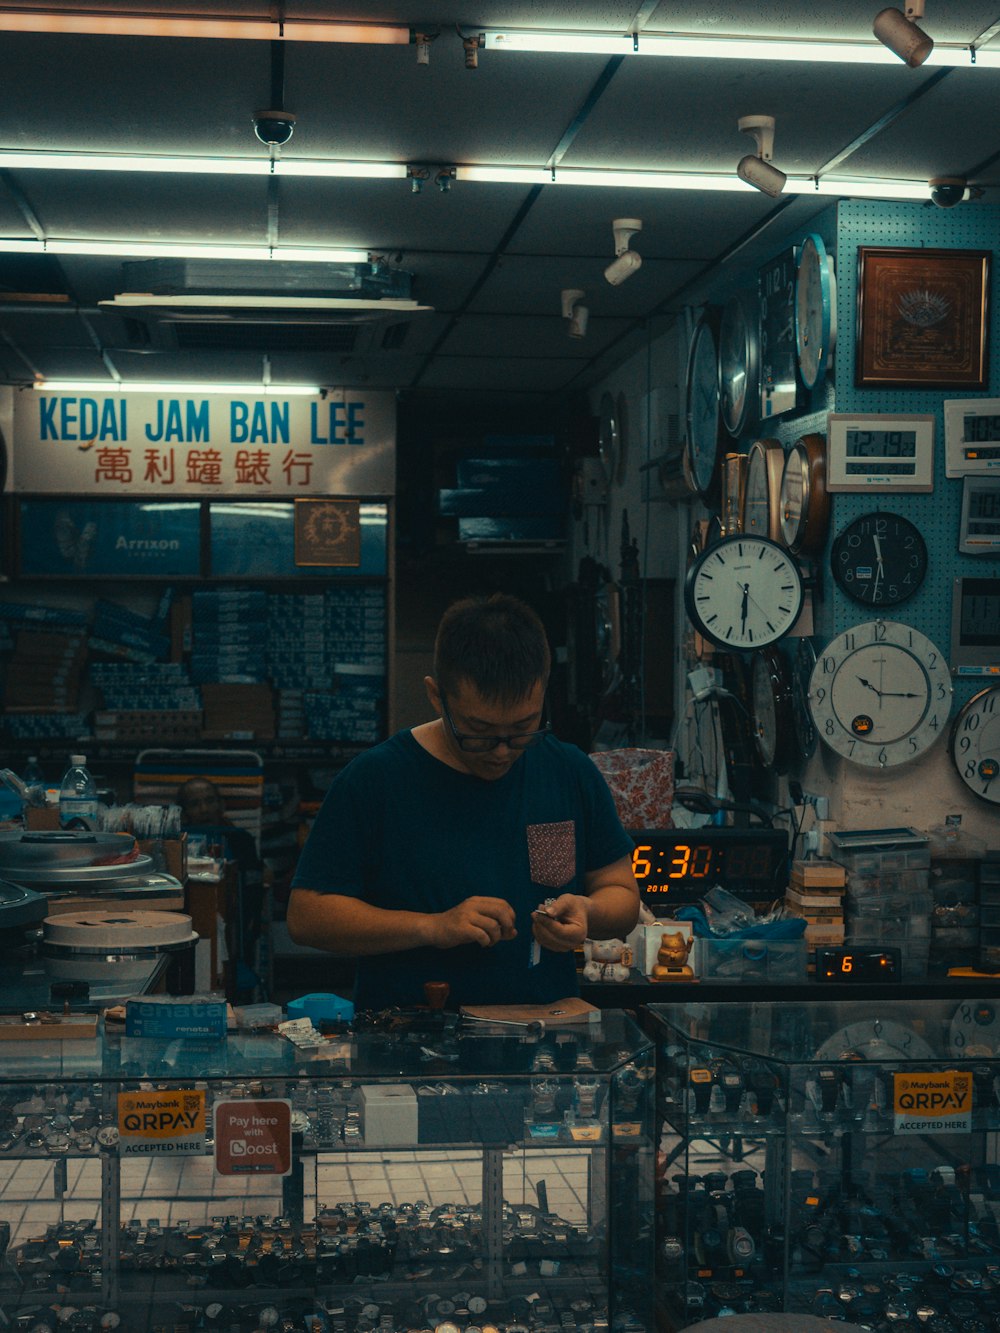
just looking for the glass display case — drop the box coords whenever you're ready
[0,1008,653,1333]
[649,998,1000,1328]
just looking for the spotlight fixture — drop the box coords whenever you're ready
[407,166,430,194]
[873,2,934,66]
[561,288,589,339]
[435,168,456,193]
[413,30,438,64]
[604,218,643,286]
[458,26,484,68]
[253,109,296,147]
[736,115,786,197]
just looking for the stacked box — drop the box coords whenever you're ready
[89,661,203,741]
[267,592,330,689]
[3,629,87,713]
[784,859,847,965]
[5,711,89,739]
[90,599,171,661]
[979,853,1000,969]
[828,828,932,981]
[929,856,980,974]
[276,688,307,740]
[305,679,382,744]
[201,682,275,740]
[190,589,268,683]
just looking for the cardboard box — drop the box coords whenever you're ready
[626,919,695,977]
[360,1083,418,1146]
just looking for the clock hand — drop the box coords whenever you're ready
[873,535,884,598]
[856,676,883,697]
[877,690,921,699]
[740,583,749,632]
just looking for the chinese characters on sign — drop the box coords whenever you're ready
[11,390,395,497]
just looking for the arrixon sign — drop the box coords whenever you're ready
[11,388,395,496]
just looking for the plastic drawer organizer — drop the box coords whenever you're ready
[649,999,1000,1328]
[0,1009,654,1333]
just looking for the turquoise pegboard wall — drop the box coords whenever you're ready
[829,199,1000,714]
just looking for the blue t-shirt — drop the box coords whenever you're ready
[291,729,633,1010]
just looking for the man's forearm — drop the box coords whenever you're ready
[286,888,434,957]
[584,883,641,940]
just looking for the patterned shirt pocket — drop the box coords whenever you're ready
[527,820,576,889]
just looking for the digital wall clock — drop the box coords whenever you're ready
[815,947,901,984]
[808,619,952,768]
[629,827,788,907]
[950,577,1000,674]
[944,398,1000,477]
[827,412,935,492]
[950,686,1000,805]
[959,478,1000,554]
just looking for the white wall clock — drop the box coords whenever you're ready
[949,685,1000,804]
[684,534,804,652]
[808,619,952,768]
[794,233,837,391]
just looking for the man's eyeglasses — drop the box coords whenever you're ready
[440,693,550,754]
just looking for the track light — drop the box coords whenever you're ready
[604,218,642,286]
[408,166,429,194]
[413,30,438,64]
[458,26,484,68]
[736,114,786,197]
[435,168,455,193]
[873,2,934,66]
[561,288,589,339]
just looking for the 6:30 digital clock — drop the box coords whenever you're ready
[628,827,788,908]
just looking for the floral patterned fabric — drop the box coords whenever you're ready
[589,748,674,830]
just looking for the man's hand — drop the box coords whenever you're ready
[531,893,590,953]
[427,896,517,950]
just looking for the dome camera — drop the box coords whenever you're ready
[253,109,296,147]
[929,176,972,209]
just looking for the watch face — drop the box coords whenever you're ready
[808,619,953,767]
[684,534,804,651]
[598,390,619,481]
[684,314,723,498]
[795,233,837,390]
[742,437,784,541]
[831,511,928,607]
[791,637,818,762]
[750,646,793,772]
[779,433,829,555]
[950,685,1000,804]
[719,292,759,439]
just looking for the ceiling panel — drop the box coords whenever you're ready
[466,254,705,315]
[645,1,1000,43]
[437,311,633,359]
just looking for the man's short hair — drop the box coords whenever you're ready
[433,593,550,702]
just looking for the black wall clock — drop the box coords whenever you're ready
[758,247,799,421]
[830,511,928,607]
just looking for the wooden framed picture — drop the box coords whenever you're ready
[294,498,361,567]
[855,245,991,389]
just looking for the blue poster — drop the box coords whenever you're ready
[19,500,202,578]
[209,503,387,577]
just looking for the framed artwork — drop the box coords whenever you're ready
[293,498,361,567]
[855,246,990,389]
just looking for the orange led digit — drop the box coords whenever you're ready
[632,845,652,879]
[670,844,691,877]
[691,844,712,877]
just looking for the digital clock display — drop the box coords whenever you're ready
[964,413,1000,444]
[845,429,917,459]
[970,489,1000,521]
[816,946,901,982]
[961,592,1000,644]
[628,827,788,907]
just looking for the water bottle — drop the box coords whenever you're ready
[59,754,99,830]
[22,756,44,787]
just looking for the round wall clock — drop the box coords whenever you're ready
[597,391,619,481]
[683,312,724,499]
[808,619,952,768]
[719,292,759,440]
[949,1000,1000,1057]
[684,534,804,652]
[750,646,793,773]
[950,685,1000,805]
[830,511,928,607]
[794,233,837,390]
[815,1017,935,1061]
[779,433,830,556]
[790,637,818,763]
[742,438,785,542]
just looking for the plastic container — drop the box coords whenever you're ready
[22,756,44,787]
[58,755,99,831]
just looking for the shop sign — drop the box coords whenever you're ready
[214,1098,292,1176]
[10,388,395,496]
[117,1088,206,1155]
[893,1069,972,1134]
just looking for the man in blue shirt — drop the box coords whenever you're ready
[287,593,638,1010]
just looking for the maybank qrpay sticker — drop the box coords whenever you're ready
[893,1070,972,1135]
[117,1089,206,1155]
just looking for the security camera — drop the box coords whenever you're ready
[736,115,786,198]
[873,5,933,67]
[604,218,643,286]
[737,154,787,198]
[253,110,296,147]
[929,176,972,208]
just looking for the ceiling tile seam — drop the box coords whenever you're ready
[0,168,46,241]
[546,55,626,169]
[814,66,952,178]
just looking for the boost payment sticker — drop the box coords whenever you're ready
[117,1089,206,1155]
[893,1070,972,1135]
[214,1099,292,1176]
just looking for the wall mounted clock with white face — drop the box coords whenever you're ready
[719,291,759,440]
[750,645,793,772]
[808,619,952,768]
[950,685,1000,804]
[683,312,724,499]
[794,233,837,391]
[684,534,804,652]
[741,437,784,542]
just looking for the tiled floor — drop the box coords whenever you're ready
[0,1148,593,1246]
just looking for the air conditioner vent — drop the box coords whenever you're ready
[173,319,361,353]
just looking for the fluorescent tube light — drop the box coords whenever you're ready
[0,238,370,263]
[0,150,407,179]
[483,29,999,67]
[32,380,322,394]
[0,11,409,44]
